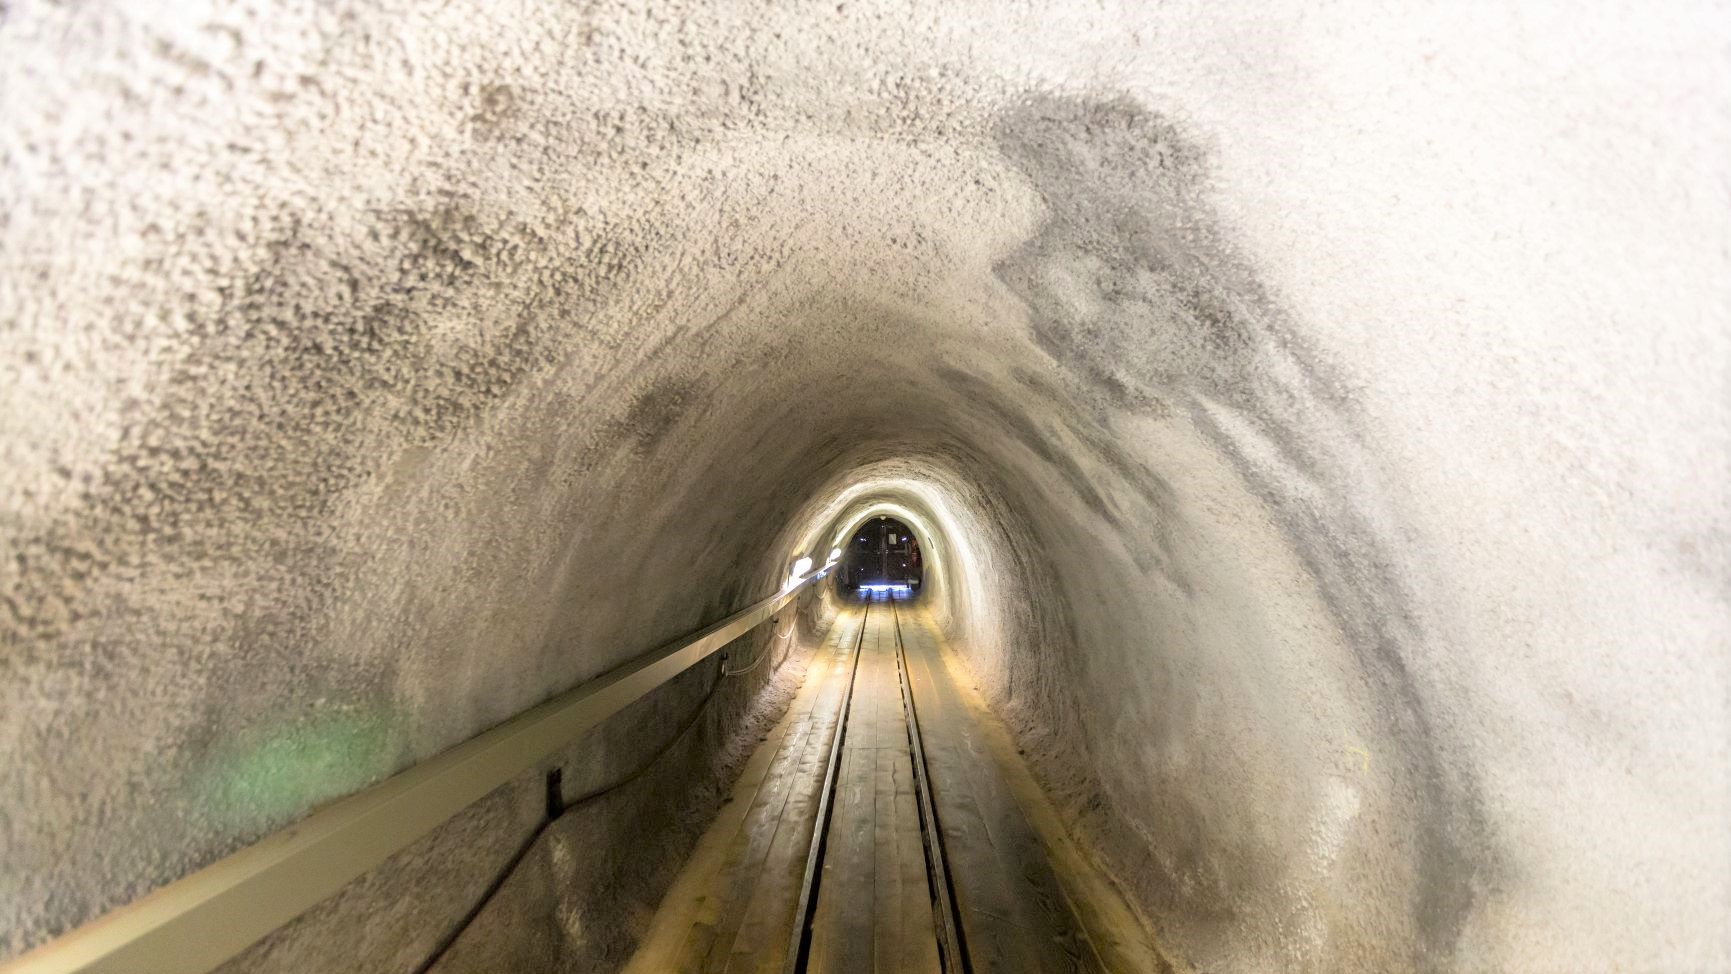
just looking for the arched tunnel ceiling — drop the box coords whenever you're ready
[2,0,1728,970]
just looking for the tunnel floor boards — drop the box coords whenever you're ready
[896,611,1102,974]
[626,596,1141,974]
[623,607,864,974]
[805,602,939,974]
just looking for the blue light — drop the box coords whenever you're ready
[860,584,911,592]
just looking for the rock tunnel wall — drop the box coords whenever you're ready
[3,1,1728,971]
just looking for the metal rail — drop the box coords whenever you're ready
[2,563,835,974]
[891,596,969,974]
[782,599,870,974]
[783,593,968,974]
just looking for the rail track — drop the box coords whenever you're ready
[783,594,970,974]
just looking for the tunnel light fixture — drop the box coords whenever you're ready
[786,555,814,591]
[828,547,841,564]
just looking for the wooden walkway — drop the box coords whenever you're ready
[624,593,1157,974]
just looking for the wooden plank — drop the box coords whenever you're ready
[926,620,1164,974]
[633,606,862,973]
[889,601,965,974]
[808,600,928,974]
[805,737,875,973]
[718,606,866,974]
[814,596,942,974]
[869,745,901,973]
[881,736,941,974]
[897,614,1101,974]
[680,666,834,972]
[634,597,1154,974]
[620,648,829,974]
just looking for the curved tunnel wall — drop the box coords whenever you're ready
[3,1,1728,972]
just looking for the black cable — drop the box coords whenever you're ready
[409,814,551,974]
[723,605,801,676]
[565,661,724,806]
[410,659,725,974]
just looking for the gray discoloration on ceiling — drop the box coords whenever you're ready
[3,0,1728,972]
[994,93,1493,969]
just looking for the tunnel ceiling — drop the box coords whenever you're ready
[3,1,1728,971]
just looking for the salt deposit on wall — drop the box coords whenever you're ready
[3,1,1727,971]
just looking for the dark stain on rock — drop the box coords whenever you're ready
[1,200,585,641]
[993,91,1493,970]
[0,190,661,949]
[1012,364,1066,403]
[616,377,701,458]
[469,82,521,141]
[993,95,1260,413]
[935,365,1121,529]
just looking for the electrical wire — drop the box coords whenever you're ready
[410,658,725,974]
[722,603,801,677]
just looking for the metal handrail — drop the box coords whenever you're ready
[2,563,836,974]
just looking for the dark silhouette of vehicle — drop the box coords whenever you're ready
[840,516,922,591]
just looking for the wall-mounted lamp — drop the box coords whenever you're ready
[785,555,814,591]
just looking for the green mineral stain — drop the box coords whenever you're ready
[201,709,401,825]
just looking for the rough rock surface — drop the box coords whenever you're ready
[3,0,1727,971]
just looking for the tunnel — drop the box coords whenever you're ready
[837,515,922,593]
[2,2,1728,973]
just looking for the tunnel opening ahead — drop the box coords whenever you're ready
[835,515,923,595]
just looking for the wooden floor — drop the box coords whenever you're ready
[897,610,1097,973]
[625,594,1151,974]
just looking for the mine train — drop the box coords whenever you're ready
[839,516,922,591]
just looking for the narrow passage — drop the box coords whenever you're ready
[627,591,1156,973]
